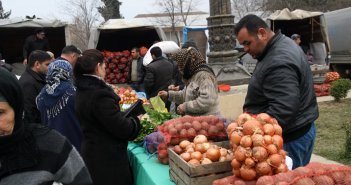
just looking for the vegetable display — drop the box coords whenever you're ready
[227,113,288,181]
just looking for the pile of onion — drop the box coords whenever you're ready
[227,113,288,181]
[173,134,233,166]
[159,115,227,145]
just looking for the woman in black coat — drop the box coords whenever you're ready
[74,49,142,185]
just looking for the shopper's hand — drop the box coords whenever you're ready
[177,104,185,115]
[137,114,143,120]
[158,90,168,100]
[168,84,180,91]
[23,59,27,65]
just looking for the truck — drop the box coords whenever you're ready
[324,7,351,78]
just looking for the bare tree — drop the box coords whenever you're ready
[154,0,200,45]
[0,0,11,19]
[63,0,103,50]
[231,0,268,21]
[98,0,123,21]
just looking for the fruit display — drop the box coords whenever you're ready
[172,135,233,166]
[227,113,288,181]
[158,115,227,146]
[102,50,131,84]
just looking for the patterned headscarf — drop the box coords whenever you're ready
[45,60,73,94]
[171,47,214,80]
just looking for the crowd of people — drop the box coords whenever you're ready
[0,14,319,185]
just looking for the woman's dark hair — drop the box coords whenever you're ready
[74,49,104,78]
[234,14,269,36]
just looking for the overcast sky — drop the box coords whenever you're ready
[2,0,209,21]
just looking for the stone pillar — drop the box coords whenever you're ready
[207,0,251,85]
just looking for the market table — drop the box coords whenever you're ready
[128,142,175,185]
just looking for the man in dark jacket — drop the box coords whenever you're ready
[235,15,319,169]
[23,28,50,65]
[19,50,52,124]
[56,45,82,66]
[144,46,174,99]
[128,47,145,92]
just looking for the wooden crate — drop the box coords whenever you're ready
[168,141,233,185]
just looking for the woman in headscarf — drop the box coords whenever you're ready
[158,47,220,116]
[36,60,82,152]
[0,68,92,185]
[74,49,142,185]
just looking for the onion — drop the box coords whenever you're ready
[234,146,247,162]
[252,134,265,147]
[266,144,278,155]
[179,140,191,149]
[278,149,287,157]
[208,125,219,135]
[231,159,241,170]
[237,113,253,125]
[256,113,272,124]
[272,135,284,149]
[216,122,225,131]
[201,158,212,165]
[256,176,274,185]
[312,175,334,185]
[192,120,202,131]
[293,177,315,185]
[267,154,283,167]
[256,161,272,177]
[233,169,241,178]
[195,144,206,153]
[198,129,207,136]
[179,129,188,138]
[202,142,211,151]
[169,127,178,135]
[170,137,180,145]
[252,146,268,162]
[226,122,239,135]
[274,163,288,174]
[193,134,208,144]
[188,159,200,166]
[240,135,253,148]
[158,149,168,159]
[173,145,183,154]
[206,148,221,162]
[175,122,184,131]
[244,157,256,168]
[273,124,283,136]
[234,179,246,185]
[263,135,273,145]
[180,152,191,162]
[219,156,227,162]
[183,122,192,129]
[191,151,203,161]
[243,120,263,135]
[226,152,233,161]
[187,128,197,137]
[240,167,257,181]
[219,148,228,156]
[230,131,242,146]
[201,121,209,131]
[263,124,275,136]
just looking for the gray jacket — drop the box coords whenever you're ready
[168,71,219,116]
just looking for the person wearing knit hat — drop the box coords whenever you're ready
[0,67,93,184]
[181,39,198,50]
[36,59,82,151]
[158,47,220,116]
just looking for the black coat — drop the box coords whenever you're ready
[144,56,174,98]
[23,35,50,59]
[75,75,141,185]
[18,67,46,124]
[244,33,319,143]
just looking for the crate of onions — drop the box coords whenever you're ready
[168,135,234,185]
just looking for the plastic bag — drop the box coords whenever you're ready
[143,41,180,66]
[150,96,168,113]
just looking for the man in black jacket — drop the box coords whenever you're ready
[235,15,319,169]
[23,28,50,65]
[144,46,174,99]
[19,50,52,124]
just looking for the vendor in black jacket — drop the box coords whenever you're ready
[235,15,319,169]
